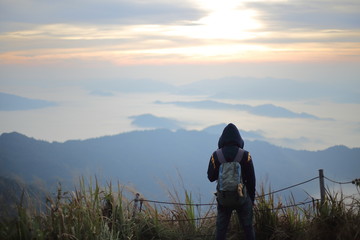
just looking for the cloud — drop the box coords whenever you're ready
[81,77,358,104]
[0,92,57,111]
[177,77,360,104]
[86,78,175,93]
[1,0,359,65]
[81,77,359,105]
[129,113,182,129]
[155,100,332,120]
[201,123,323,149]
[246,0,360,30]
[268,136,327,150]
[0,0,204,26]
[202,123,266,140]
[89,90,114,97]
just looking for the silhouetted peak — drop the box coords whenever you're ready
[0,132,50,146]
[0,132,30,141]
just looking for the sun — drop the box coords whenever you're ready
[197,8,262,40]
[167,1,262,40]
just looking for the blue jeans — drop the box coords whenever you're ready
[215,196,255,240]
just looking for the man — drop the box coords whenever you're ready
[207,123,256,240]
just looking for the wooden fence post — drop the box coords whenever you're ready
[319,169,326,205]
[133,193,140,218]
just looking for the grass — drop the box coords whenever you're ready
[1,178,359,240]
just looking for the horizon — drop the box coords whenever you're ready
[0,127,358,152]
[1,0,359,151]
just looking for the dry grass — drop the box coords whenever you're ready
[1,178,359,240]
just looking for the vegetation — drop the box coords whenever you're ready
[0,178,359,240]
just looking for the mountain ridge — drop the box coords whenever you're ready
[1,129,359,202]
[2,129,350,152]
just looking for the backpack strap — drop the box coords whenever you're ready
[216,148,245,164]
[215,149,226,164]
[234,149,245,163]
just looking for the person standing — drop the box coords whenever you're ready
[207,123,256,240]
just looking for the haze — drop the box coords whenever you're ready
[1,0,359,150]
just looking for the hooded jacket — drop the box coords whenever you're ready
[207,123,256,203]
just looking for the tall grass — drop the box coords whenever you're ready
[253,184,360,240]
[308,189,360,240]
[1,178,359,240]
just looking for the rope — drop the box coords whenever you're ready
[152,200,319,223]
[141,176,319,207]
[324,176,355,185]
[256,176,319,198]
[255,199,319,212]
[130,173,358,226]
[142,199,215,206]
[158,215,217,222]
[137,176,358,208]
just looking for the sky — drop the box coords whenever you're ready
[0,0,360,150]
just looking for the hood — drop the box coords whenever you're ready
[218,123,244,149]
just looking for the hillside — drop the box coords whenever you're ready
[1,128,359,202]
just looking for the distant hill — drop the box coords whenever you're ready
[0,176,47,218]
[1,129,359,203]
[0,92,57,111]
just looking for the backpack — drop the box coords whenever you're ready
[216,148,247,207]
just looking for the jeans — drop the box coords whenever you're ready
[215,196,255,240]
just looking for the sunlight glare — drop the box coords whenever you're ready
[197,9,262,39]
[168,0,262,40]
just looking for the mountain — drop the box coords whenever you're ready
[1,129,359,204]
[0,176,47,218]
[0,92,57,111]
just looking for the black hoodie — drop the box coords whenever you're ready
[207,123,256,203]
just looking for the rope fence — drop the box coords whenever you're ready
[256,176,319,198]
[152,199,322,223]
[324,176,359,185]
[256,199,319,212]
[132,169,359,221]
[159,215,217,222]
[141,199,215,206]
[138,176,318,207]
